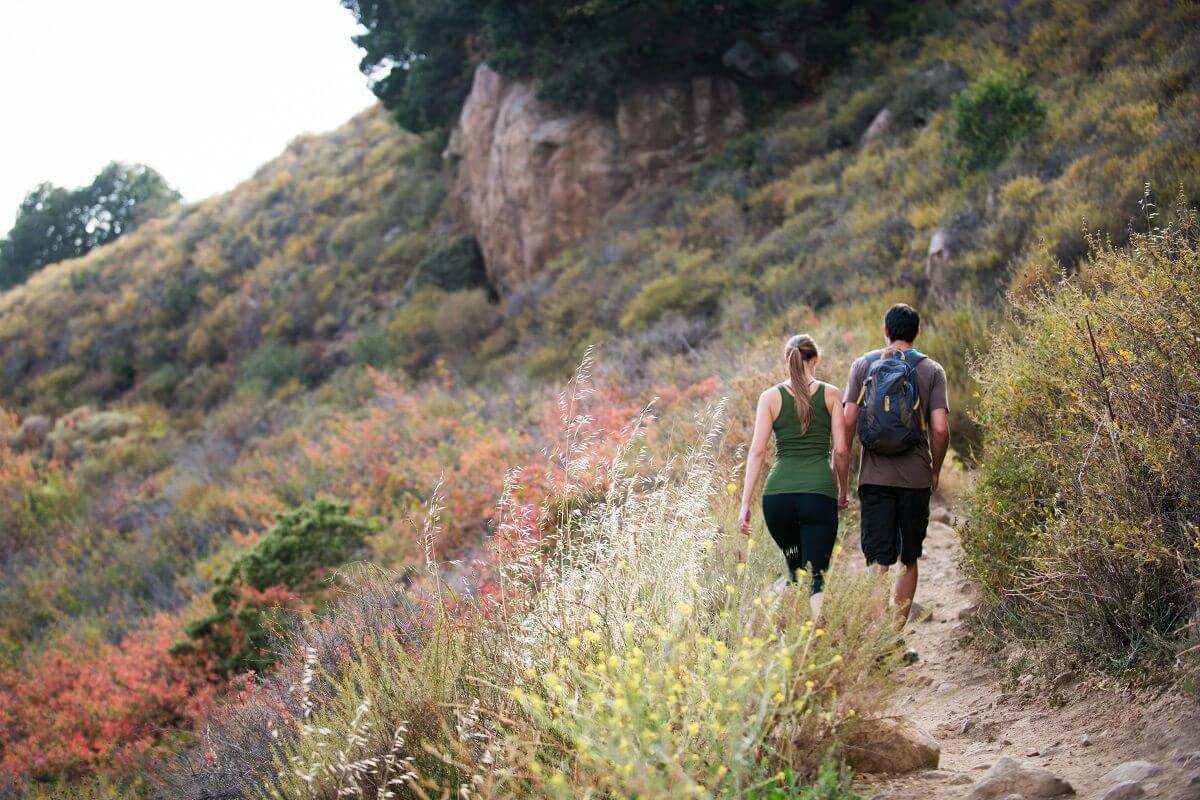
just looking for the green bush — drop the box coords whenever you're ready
[619,249,729,331]
[350,324,398,368]
[180,498,371,675]
[745,756,861,800]
[143,363,186,403]
[409,236,489,294]
[952,71,1046,172]
[961,204,1200,678]
[239,339,305,393]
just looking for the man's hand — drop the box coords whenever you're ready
[738,503,752,535]
[930,471,940,493]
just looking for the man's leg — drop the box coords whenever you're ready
[858,485,899,568]
[893,560,919,626]
[858,484,903,627]
[894,487,932,627]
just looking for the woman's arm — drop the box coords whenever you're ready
[827,385,851,510]
[739,389,776,535]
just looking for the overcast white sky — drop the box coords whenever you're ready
[0,0,376,229]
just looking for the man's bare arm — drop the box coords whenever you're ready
[843,400,858,447]
[929,407,950,492]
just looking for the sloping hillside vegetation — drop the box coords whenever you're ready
[1,0,1199,796]
[0,110,472,413]
[963,199,1200,677]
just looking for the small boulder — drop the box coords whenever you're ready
[959,603,981,621]
[859,107,894,148]
[926,770,973,785]
[9,414,51,451]
[1102,762,1160,785]
[722,40,770,79]
[1100,782,1145,800]
[930,506,953,524]
[844,717,941,774]
[910,601,934,622]
[968,757,1074,799]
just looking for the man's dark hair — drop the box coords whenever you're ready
[885,303,920,343]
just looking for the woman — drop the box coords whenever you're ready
[738,334,850,617]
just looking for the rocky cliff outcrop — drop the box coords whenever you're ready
[445,64,746,294]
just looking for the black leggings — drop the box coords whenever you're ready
[761,493,838,594]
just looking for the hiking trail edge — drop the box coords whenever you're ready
[853,506,1200,800]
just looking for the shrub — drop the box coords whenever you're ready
[961,201,1200,677]
[619,249,729,331]
[0,408,81,556]
[0,616,212,783]
[239,339,306,394]
[348,324,397,368]
[408,236,488,294]
[952,70,1046,171]
[181,498,372,676]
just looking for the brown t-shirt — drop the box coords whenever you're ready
[845,350,948,489]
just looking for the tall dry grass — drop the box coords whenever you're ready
[166,353,899,799]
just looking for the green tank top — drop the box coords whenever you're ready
[762,383,838,498]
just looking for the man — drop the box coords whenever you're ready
[844,303,950,636]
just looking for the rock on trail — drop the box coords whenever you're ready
[967,757,1074,798]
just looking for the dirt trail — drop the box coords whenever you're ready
[854,508,1200,800]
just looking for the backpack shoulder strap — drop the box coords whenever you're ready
[856,351,883,405]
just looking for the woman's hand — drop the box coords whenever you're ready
[837,489,849,511]
[738,503,752,535]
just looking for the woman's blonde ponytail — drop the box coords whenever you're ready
[784,334,819,433]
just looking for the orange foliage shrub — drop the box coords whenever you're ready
[0,615,214,782]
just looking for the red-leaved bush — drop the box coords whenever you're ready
[0,615,214,782]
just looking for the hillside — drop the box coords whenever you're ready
[0,109,471,413]
[1,0,1199,796]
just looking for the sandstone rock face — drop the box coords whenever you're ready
[446,64,746,294]
[843,716,941,774]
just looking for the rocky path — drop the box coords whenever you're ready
[853,509,1200,800]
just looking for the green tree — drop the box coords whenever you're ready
[342,0,919,131]
[952,71,1047,172]
[341,0,482,133]
[179,498,371,675]
[0,162,179,291]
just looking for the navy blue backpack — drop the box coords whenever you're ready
[856,348,927,455]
